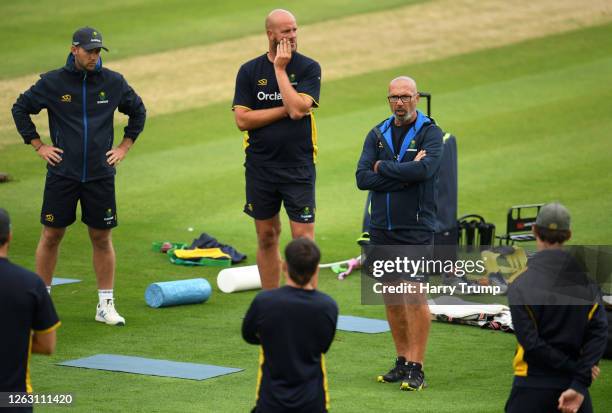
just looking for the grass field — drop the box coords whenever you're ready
[1,1,612,412]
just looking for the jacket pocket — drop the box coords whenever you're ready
[370,191,388,229]
[391,187,420,227]
[53,127,63,150]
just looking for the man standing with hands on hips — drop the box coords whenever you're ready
[232,9,321,290]
[11,27,146,326]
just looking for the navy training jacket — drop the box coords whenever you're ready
[12,54,146,182]
[356,111,443,232]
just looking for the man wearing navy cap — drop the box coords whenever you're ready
[506,202,608,413]
[11,27,146,326]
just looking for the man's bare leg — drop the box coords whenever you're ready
[405,300,430,365]
[255,215,282,290]
[88,227,115,289]
[385,304,410,359]
[35,226,66,286]
[289,220,315,286]
[89,227,125,325]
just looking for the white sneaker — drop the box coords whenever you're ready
[95,299,126,326]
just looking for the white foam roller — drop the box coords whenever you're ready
[217,265,261,293]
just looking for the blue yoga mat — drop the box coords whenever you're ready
[52,277,82,286]
[58,354,242,381]
[337,315,390,333]
[145,278,212,308]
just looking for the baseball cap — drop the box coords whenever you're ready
[0,208,10,240]
[72,27,109,51]
[535,202,571,231]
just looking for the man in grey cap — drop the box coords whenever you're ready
[0,208,60,398]
[506,202,608,413]
[11,27,146,326]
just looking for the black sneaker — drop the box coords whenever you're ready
[377,356,407,383]
[400,361,426,391]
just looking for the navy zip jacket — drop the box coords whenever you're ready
[12,54,146,182]
[508,249,608,396]
[356,111,443,231]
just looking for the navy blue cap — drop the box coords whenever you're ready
[72,27,109,51]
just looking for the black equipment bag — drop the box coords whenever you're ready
[457,214,496,251]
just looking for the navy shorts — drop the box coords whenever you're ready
[244,168,315,223]
[370,228,434,246]
[41,173,117,229]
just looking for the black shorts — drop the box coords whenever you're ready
[244,168,316,223]
[41,173,117,229]
[370,228,434,246]
[505,385,592,413]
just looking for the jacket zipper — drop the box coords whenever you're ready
[386,193,392,230]
[389,135,422,227]
[417,184,423,223]
[81,72,88,182]
[387,142,402,230]
[54,127,61,149]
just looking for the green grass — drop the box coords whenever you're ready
[0,0,425,79]
[1,14,612,413]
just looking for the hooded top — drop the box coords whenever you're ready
[508,248,608,395]
[12,54,146,182]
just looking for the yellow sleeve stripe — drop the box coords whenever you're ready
[243,131,250,151]
[26,334,33,393]
[255,346,264,401]
[310,111,318,164]
[33,320,61,334]
[299,93,319,107]
[321,353,330,410]
[588,303,599,321]
[232,105,252,111]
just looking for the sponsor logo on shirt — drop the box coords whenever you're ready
[257,78,267,86]
[97,91,109,104]
[257,91,282,101]
[61,94,72,103]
